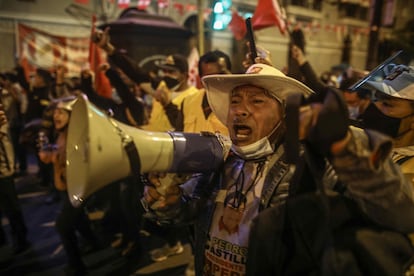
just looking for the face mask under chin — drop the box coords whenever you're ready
[231,137,274,160]
[231,122,282,160]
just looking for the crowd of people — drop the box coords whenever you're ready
[0,25,413,276]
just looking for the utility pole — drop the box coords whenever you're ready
[197,0,205,55]
[366,0,383,70]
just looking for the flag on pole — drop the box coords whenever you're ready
[252,0,287,34]
[228,10,247,40]
[89,15,112,98]
[187,47,201,89]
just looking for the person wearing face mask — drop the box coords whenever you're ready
[361,64,414,184]
[339,77,372,126]
[144,51,232,268]
[140,54,199,131]
[142,63,414,275]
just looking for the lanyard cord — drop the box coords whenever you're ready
[228,158,267,209]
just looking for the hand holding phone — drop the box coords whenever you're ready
[246,17,257,64]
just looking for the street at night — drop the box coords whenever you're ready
[0,156,192,276]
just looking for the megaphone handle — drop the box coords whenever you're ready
[150,174,181,210]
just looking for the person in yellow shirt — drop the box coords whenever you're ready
[141,54,199,132]
[147,51,232,267]
[175,50,231,135]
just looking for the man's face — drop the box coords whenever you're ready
[343,91,360,108]
[375,92,414,118]
[228,85,282,146]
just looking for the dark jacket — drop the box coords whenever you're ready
[148,127,414,275]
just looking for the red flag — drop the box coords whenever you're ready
[89,16,112,98]
[252,0,287,35]
[228,10,247,40]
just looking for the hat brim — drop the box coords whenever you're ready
[156,64,181,72]
[202,73,314,125]
[366,80,414,101]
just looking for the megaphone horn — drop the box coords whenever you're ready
[66,95,231,207]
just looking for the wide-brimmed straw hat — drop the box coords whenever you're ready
[365,65,414,101]
[201,63,314,125]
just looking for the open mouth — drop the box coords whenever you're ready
[234,125,252,139]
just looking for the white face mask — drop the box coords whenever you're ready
[231,136,274,160]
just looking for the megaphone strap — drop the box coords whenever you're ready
[124,140,141,178]
[108,117,141,177]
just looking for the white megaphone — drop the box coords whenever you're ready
[66,95,231,207]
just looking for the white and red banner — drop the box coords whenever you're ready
[17,23,89,80]
[17,22,112,98]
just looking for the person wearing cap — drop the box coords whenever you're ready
[38,96,101,275]
[361,65,414,189]
[143,63,414,275]
[146,51,232,266]
[140,53,199,131]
